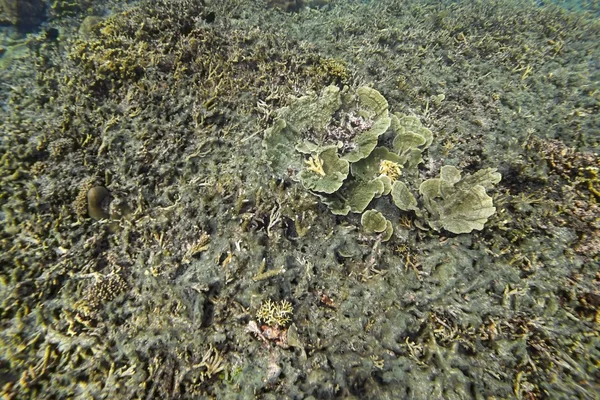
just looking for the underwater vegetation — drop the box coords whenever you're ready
[0,0,599,398]
[263,85,501,237]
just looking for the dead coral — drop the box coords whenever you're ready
[527,137,600,199]
[195,345,226,382]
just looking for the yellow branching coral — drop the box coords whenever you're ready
[256,299,293,327]
[305,156,326,177]
[379,160,402,181]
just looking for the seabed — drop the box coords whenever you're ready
[0,0,599,398]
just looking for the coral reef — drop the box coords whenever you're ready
[0,0,599,398]
[263,85,501,234]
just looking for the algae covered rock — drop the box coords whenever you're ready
[419,166,501,234]
[263,118,304,175]
[276,85,342,134]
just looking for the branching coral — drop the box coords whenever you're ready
[256,299,294,327]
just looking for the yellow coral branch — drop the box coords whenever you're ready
[305,156,326,176]
[379,160,402,181]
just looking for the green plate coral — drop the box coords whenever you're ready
[263,85,501,235]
